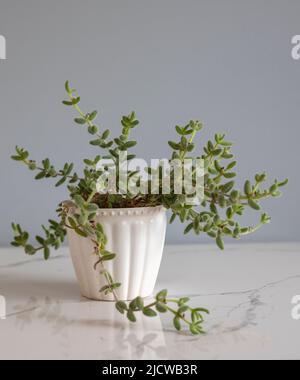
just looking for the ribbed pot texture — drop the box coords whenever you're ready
[67,206,167,301]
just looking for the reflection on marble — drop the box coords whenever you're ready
[0,244,299,359]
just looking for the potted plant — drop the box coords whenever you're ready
[11,81,287,335]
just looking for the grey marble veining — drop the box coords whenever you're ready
[0,244,299,360]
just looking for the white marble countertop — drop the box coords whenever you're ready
[0,243,299,360]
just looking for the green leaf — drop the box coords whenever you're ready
[74,118,86,125]
[179,297,190,305]
[223,172,236,179]
[116,301,128,314]
[65,80,71,93]
[74,194,85,207]
[99,285,111,293]
[101,129,110,140]
[261,213,271,224]
[190,324,204,335]
[88,111,98,121]
[214,160,222,173]
[90,138,102,146]
[248,199,261,211]
[156,289,168,301]
[173,317,181,331]
[212,149,222,156]
[184,223,194,235]
[178,305,189,314]
[55,177,67,187]
[226,161,237,171]
[168,141,180,150]
[36,236,45,245]
[127,310,137,323]
[43,246,50,260]
[194,307,210,315]
[136,297,144,311]
[220,140,233,147]
[156,302,168,313]
[244,180,252,196]
[11,155,23,161]
[68,217,77,229]
[176,126,183,135]
[278,179,288,187]
[143,308,157,317]
[86,203,98,213]
[101,253,116,261]
[62,100,73,106]
[25,245,36,255]
[124,141,137,149]
[129,297,144,311]
[169,214,176,224]
[74,227,88,238]
[230,190,240,202]
[216,234,224,250]
[72,97,80,105]
[222,181,235,193]
[35,171,46,180]
[88,126,98,135]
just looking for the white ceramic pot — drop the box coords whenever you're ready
[67,206,167,301]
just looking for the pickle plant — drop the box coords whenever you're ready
[11,81,287,335]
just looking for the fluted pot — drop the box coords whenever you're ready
[67,206,167,301]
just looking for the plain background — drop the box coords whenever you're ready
[0,0,299,246]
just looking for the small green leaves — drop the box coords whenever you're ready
[156,302,168,313]
[25,244,36,255]
[88,111,98,121]
[221,181,235,193]
[156,289,168,302]
[248,199,261,211]
[168,141,180,150]
[173,317,181,331]
[129,297,144,311]
[278,178,288,187]
[216,234,224,250]
[230,190,240,202]
[223,172,236,179]
[135,297,145,311]
[190,324,204,335]
[143,307,157,317]
[74,118,86,125]
[116,301,128,314]
[99,285,111,294]
[261,213,271,224]
[255,173,267,183]
[102,253,116,261]
[11,146,29,162]
[127,310,137,323]
[184,223,194,235]
[88,125,98,135]
[44,246,50,260]
[244,180,252,196]
[62,97,80,106]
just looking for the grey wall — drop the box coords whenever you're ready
[0,0,299,246]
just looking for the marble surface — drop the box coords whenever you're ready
[0,243,299,360]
